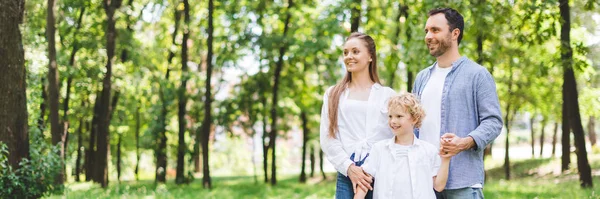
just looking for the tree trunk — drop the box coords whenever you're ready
[86,99,99,182]
[96,0,122,188]
[269,0,294,186]
[47,0,65,185]
[176,0,191,185]
[530,115,535,158]
[539,118,546,157]
[299,111,308,183]
[117,134,122,182]
[403,7,413,92]
[135,102,141,181]
[552,122,558,157]
[350,0,361,32]
[0,0,29,170]
[262,102,269,183]
[39,77,47,132]
[319,148,326,179]
[75,118,84,182]
[200,0,215,189]
[560,0,593,188]
[588,116,597,146]
[504,63,514,180]
[310,146,315,178]
[156,2,182,184]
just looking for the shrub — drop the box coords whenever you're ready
[0,130,64,199]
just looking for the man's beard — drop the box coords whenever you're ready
[428,34,452,57]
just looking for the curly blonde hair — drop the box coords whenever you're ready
[387,92,426,128]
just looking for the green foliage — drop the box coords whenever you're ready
[0,130,64,199]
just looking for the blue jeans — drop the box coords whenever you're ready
[436,187,484,199]
[336,172,373,199]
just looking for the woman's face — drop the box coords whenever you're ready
[343,38,371,73]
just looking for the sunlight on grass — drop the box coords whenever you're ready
[46,153,600,199]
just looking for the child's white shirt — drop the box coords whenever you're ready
[362,136,441,199]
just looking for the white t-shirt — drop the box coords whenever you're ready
[419,64,452,149]
[362,136,441,199]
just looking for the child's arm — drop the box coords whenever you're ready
[354,183,368,199]
[433,156,451,192]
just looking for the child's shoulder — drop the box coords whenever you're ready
[372,139,392,150]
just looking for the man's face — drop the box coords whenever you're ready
[424,13,454,57]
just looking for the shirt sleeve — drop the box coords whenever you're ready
[431,149,441,177]
[361,144,380,178]
[320,88,354,176]
[468,69,504,151]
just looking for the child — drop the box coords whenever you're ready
[354,92,453,199]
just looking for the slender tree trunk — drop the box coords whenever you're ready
[552,122,558,157]
[176,0,191,185]
[262,104,269,183]
[96,0,122,188]
[47,0,66,185]
[530,115,535,158]
[588,116,596,146]
[269,0,294,186]
[539,118,546,157]
[319,148,326,179]
[560,0,593,188]
[75,117,84,182]
[156,3,182,184]
[504,64,514,180]
[117,134,122,182]
[86,99,99,182]
[200,0,215,189]
[310,146,315,178]
[0,0,29,170]
[403,7,413,92]
[350,0,361,32]
[135,103,141,181]
[299,111,308,183]
[39,77,47,132]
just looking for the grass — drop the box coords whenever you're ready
[46,155,600,199]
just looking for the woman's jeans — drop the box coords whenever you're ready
[335,172,374,199]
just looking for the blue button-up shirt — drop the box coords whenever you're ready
[412,56,503,189]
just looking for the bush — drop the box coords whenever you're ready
[0,130,64,199]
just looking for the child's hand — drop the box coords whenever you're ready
[439,137,455,159]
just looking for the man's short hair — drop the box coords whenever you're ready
[428,8,464,45]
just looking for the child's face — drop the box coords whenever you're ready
[388,106,416,136]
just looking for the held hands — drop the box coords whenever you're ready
[347,164,373,194]
[439,133,475,158]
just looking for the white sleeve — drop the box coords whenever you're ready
[320,88,354,176]
[431,148,441,177]
[361,144,380,178]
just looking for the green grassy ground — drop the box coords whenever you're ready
[46,155,600,199]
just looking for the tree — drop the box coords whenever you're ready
[559,0,593,188]
[93,0,123,188]
[176,0,191,185]
[0,0,29,170]
[200,0,214,189]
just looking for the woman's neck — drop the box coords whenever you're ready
[350,70,374,89]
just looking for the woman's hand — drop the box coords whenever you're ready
[347,164,373,194]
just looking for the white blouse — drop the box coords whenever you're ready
[319,83,395,176]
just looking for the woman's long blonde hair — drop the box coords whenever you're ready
[328,32,381,138]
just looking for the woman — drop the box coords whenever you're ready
[320,32,395,199]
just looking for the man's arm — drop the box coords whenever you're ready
[468,70,503,151]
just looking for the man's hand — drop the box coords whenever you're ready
[347,164,373,193]
[440,133,475,156]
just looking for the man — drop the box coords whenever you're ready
[412,8,503,199]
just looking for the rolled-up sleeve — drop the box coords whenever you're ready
[320,88,354,176]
